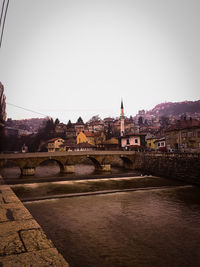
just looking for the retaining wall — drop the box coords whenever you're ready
[0,176,69,267]
[135,153,200,185]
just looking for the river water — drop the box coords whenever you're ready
[25,183,200,267]
[1,164,140,184]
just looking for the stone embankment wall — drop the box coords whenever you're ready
[0,176,69,267]
[134,153,200,185]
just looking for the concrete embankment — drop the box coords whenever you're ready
[0,175,69,267]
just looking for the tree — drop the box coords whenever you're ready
[55,118,60,125]
[88,115,101,123]
[105,123,113,140]
[77,117,84,124]
[138,116,143,125]
[0,82,6,152]
[67,120,72,128]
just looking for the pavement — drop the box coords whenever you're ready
[0,175,69,267]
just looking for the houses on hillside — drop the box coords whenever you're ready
[43,102,200,153]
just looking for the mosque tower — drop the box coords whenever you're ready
[120,99,125,136]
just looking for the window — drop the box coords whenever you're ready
[161,142,165,147]
[135,139,138,144]
[182,132,187,137]
[174,133,178,139]
[197,131,200,138]
[188,132,193,137]
[126,139,130,145]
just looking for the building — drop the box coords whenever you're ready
[120,133,146,151]
[47,137,65,152]
[55,123,67,134]
[100,137,119,150]
[77,131,105,146]
[0,82,6,125]
[146,137,156,151]
[73,142,95,151]
[165,118,200,152]
[154,137,166,152]
[61,140,95,151]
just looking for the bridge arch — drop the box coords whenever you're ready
[35,159,65,176]
[86,156,102,170]
[0,159,22,178]
[120,156,134,169]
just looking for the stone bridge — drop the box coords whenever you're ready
[0,151,137,176]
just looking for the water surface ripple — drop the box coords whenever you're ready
[25,184,200,267]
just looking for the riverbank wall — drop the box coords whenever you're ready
[0,175,69,266]
[134,153,200,185]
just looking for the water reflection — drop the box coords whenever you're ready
[1,164,137,182]
[25,185,200,267]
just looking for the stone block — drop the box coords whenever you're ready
[1,189,21,204]
[0,194,4,204]
[22,168,35,176]
[19,229,54,252]
[0,232,25,256]
[63,164,75,173]
[0,219,40,237]
[0,206,8,222]
[0,248,69,267]
[11,206,33,221]
[101,164,111,171]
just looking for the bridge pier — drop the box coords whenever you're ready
[62,164,75,173]
[100,164,111,171]
[22,167,35,176]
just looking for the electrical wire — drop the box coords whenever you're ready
[0,0,9,48]
[6,102,71,124]
[0,0,6,28]
[6,102,53,119]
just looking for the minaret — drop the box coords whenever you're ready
[120,99,125,136]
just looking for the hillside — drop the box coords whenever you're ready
[146,100,200,117]
[6,117,47,133]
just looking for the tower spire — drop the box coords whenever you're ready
[120,99,125,136]
[121,99,124,109]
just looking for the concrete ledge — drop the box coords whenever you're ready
[0,175,69,267]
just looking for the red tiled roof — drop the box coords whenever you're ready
[81,131,95,137]
[47,137,63,143]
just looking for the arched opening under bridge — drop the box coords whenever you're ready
[0,160,21,179]
[35,159,64,178]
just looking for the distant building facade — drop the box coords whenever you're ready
[165,118,200,152]
[47,137,65,152]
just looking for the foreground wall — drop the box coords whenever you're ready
[0,176,69,267]
[134,153,200,185]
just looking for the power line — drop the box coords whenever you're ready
[0,0,6,28]
[6,102,70,124]
[6,102,53,119]
[0,0,9,48]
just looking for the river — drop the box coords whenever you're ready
[1,164,141,184]
[25,183,200,267]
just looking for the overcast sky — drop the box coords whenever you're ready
[0,0,199,123]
